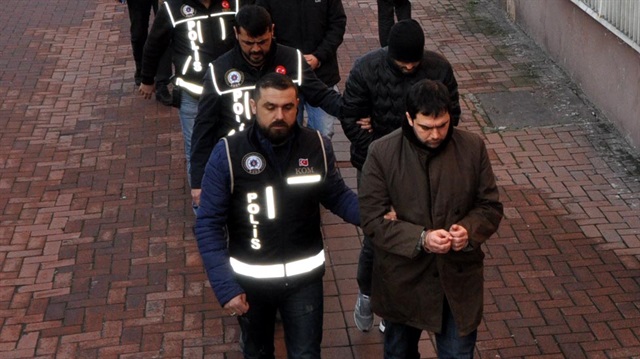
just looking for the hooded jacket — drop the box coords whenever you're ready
[341,47,461,170]
[359,121,503,336]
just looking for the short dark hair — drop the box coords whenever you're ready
[405,79,451,119]
[235,5,272,37]
[252,73,298,101]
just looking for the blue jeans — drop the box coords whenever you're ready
[238,279,323,359]
[179,91,198,187]
[384,301,477,359]
[296,85,338,139]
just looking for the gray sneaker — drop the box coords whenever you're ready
[354,291,374,332]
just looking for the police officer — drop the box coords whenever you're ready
[190,5,353,207]
[138,0,238,186]
[195,73,359,358]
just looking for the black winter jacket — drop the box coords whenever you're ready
[190,42,348,189]
[256,0,346,87]
[340,48,461,170]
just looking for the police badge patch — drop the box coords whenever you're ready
[181,5,196,17]
[225,69,244,88]
[242,153,266,175]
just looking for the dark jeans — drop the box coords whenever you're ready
[384,301,477,359]
[377,0,412,47]
[355,170,374,295]
[238,279,324,359]
[126,0,171,84]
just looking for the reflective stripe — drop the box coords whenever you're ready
[265,186,276,219]
[175,78,203,95]
[230,250,325,278]
[287,175,321,185]
[219,17,227,40]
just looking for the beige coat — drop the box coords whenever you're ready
[359,126,503,336]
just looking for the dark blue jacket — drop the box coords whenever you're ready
[195,124,359,306]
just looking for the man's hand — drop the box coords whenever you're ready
[138,83,155,99]
[449,224,469,251]
[422,229,452,254]
[356,117,372,133]
[383,207,397,221]
[191,189,202,207]
[223,293,249,317]
[303,54,320,70]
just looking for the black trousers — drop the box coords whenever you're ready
[377,0,412,47]
[126,0,171,84]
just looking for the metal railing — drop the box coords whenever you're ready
[570,0,640,54]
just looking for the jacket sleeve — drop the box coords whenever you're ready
[140,4,172,85]
[359,141,425,259]
[195,140,245,307]
[318,136,360,226]
[340,59,374,169]
[312,0,346,66]
[455,141,503,247]
[299,59,343,117]
[443,64,461,126]
[190,67,221,189]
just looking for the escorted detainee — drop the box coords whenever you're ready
[358,79,503,358]
[195,73,359,358]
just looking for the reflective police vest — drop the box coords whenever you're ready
[207,48,304,137]
[222,127,327,280]
[163,0,238,96]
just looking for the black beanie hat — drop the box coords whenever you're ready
[387,19,425,62]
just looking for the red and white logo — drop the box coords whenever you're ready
[275,65,287,75]
[298,158,309,167]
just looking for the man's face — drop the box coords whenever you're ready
[235,26,274,67]
[406,111,450,148]
[393,59,421,74]
[250,87,299,144]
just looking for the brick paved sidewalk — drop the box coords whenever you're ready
[1,0,639,358]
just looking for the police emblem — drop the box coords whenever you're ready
[242,153,266,175]
[275,65,287,75]
[225,69,244,88]
[181,5,196,17]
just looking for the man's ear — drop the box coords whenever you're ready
[234,26,239,39]
[405,112,414,127]
[250,98,257,115]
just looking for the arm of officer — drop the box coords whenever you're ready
[318,136,360,226]
[358,140,426,259]
[298,58,343,118]
[139,3,172,98]
[195,140,246,308]
[191,67,223,192]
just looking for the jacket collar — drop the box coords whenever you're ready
[232,40,279,72]
[401,117,454,156]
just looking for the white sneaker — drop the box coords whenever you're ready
[379,319,386,333]
[354,291,374,332]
